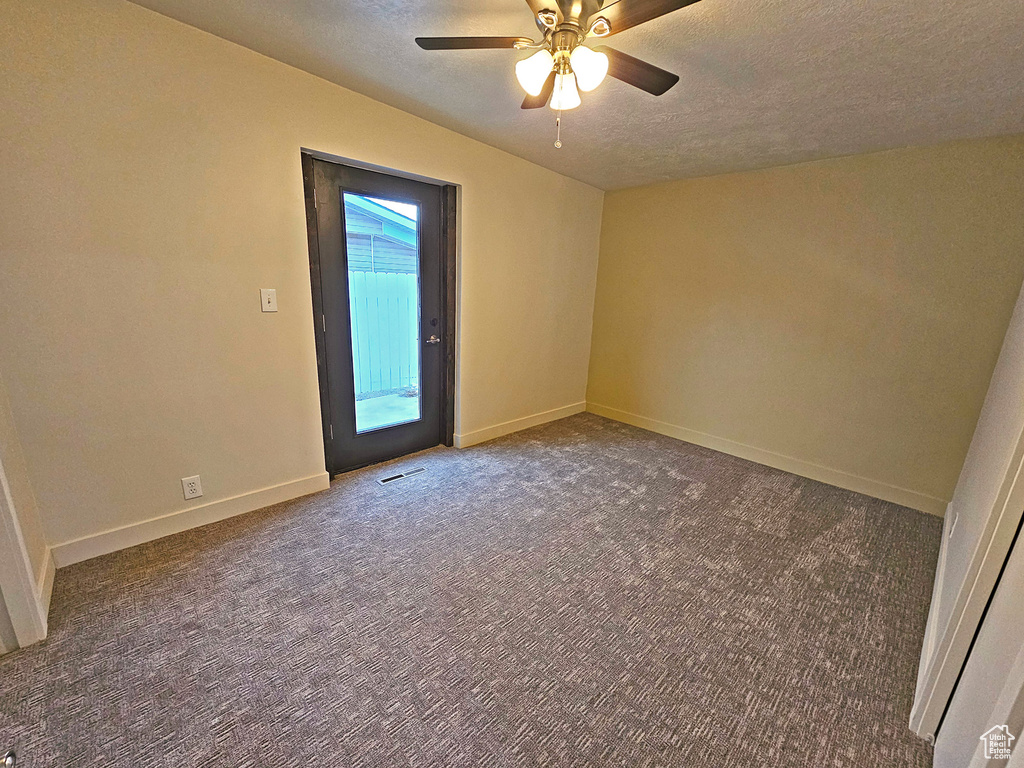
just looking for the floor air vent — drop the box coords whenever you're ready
[377,467,426,486]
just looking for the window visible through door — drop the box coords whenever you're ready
[343,192,424,434]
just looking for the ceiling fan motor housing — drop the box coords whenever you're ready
[550,27,583,71]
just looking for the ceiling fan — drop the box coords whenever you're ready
[415,0,701,140]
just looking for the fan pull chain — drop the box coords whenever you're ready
[554,109,562,149]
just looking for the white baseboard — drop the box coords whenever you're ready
[586,402,948,517]
[51,472,331,567]
[455,402,587,448]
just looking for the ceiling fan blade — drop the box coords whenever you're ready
[521,71,557,109]
[415,36,532,50]
[594,46,679,95]
[589,0,702,35]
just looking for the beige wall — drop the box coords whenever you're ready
[588,135,1024,513]
[0,0,603,548]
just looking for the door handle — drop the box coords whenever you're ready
[425,335,441,345]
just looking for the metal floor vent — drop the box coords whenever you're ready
[377,467,426,486]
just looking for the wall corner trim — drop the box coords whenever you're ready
[454,402,586,448]
[586,402,948,516]
[36,548,55,633]
[51,472,331,568]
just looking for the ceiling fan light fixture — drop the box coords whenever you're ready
[549,72,581,110]
[515,49,555,96]
[569,45,609,92]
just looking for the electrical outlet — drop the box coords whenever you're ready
[181,475,203,500]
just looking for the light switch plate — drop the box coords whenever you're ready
[260,288,278,312]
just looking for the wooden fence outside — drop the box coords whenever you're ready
[347,271,420,397]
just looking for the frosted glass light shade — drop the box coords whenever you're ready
[515,50,555,96]
[569,45,608,92]
[549,72,581,110]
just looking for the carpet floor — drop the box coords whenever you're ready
[1,414,941,767]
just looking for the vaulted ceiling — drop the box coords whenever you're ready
[129,0,1024,189]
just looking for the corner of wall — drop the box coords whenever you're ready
[581,188,609,407]
[585,401,949,516]
[37,547,55,630]
[454,402,586,448]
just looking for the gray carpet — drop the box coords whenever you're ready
[1,414,940,767]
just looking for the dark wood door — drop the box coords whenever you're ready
[305,157,448,474]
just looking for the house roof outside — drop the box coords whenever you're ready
[343,194,418,275]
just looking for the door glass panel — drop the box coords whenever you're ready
[343,192,422,433]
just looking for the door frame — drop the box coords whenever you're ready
[0,450,47,649]
[911,279,1024,741]
[300,151,457,474]
[910,432,1024,740]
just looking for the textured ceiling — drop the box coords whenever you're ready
[128,0,1024,189]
